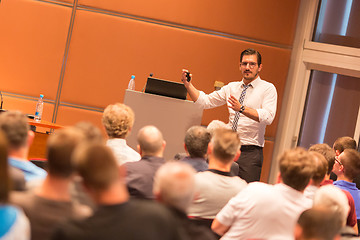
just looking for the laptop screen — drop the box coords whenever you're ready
[144,77,188,100]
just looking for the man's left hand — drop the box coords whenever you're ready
[228,95,242,112]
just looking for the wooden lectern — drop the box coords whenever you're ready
[124,90,203,160]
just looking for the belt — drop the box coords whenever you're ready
[240,145,263,151]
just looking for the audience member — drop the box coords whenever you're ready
[207,120,239,176]
[0,130,30,239]
[188,129,247,221]
[72,121,104,209]
[331,136,357,182]
[294,207,342,240]
[11,127,92,240]
[334,137,357,157]
[102,103,140,165]
[52,143,187,240]
[333,149,360,228]
[125,125,166,199]
[303,151,328,200]
[154,162,216,240]
[313,185,358,239]
[212,147,314,239]
[74,121,104,144]
[310,143,357,232]
[0,111,46,186]
[181,126,211,172]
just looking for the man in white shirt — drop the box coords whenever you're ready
[102,103,141,165]
[181,48,277,182]
[211,147,314,240]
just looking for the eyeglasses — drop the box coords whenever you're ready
[335,156,343,166]
[240,62,257,69]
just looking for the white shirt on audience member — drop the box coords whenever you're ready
[106,138,141,165]
[215,182,312,240]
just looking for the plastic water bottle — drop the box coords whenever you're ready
[128,75,135,90]
[34,94,44,122]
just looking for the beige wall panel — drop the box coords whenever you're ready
[260,140,274,183]
[0,0,72,100]
[77,0,300,46]
[56,106,106,137]
[2,95,55,122]
[61,10,289,139]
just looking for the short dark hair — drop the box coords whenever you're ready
[308,152,328,185]
[73,144,120,191]
[240,48,262,65]
[309,143,335,175]
[0,111,29,150]
[46,128,85,178]
[341,149,360,180]
[184,126,211,158]
[297,207,342,240]
[333,136,357,153]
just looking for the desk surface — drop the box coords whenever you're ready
[28,119,63,129]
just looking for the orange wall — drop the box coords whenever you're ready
[0,0,301,182]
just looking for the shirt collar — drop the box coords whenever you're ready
[241,76,261,88]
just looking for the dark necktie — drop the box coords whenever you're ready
[232,84,250,132]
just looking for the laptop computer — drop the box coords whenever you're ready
[144,77,188,100]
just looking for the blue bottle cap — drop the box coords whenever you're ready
[131,75,135,79]
[40,94,44,98]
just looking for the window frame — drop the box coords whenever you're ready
[269,0,360,183]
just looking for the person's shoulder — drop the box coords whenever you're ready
[10,190,36,210]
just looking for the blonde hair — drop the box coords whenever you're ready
[211,129,240,163]
[102,103,134,138]
[279,147,314,191]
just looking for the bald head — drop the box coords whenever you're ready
[137,126,165,156]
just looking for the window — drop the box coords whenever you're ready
[298,70,360,148]
[313,0,360,48]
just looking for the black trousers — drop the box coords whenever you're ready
[236,145,263,183]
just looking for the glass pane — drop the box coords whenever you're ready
[313,0,360,48]
[298,70,360,149]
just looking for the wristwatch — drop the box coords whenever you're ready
[239,105,245,113]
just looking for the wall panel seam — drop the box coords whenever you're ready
[1,92,55,105]
[52,0,78,123]
[31,0,73,8]
[77,6,292,50]
[59,102,104,112]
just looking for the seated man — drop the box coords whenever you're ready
[333,149,360,228]
[330,136,357,182]
[11,127,91,240]
[312,185,357,239]
[303,151,328,200]
[0,130,30,239]
[187,129,247,220]
[154,162,216,240]
[180,126,211,172]
[125,125,166,199]
[0,111,46,185]
[212,147,314,240]
[52,143,186,240]
[310,143,357,232]
[102,103,140,165]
